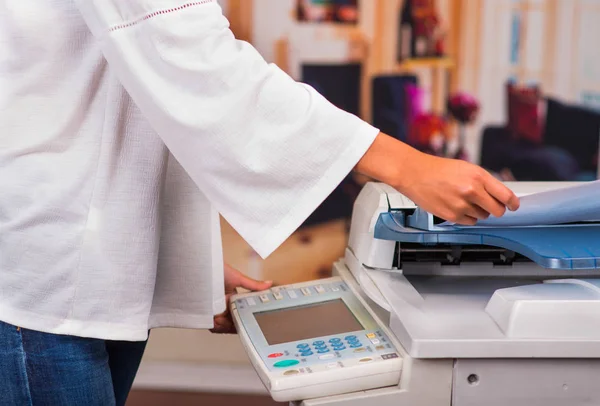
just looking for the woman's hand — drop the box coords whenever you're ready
[211,264,272,334]
[355,132,520,225]
[399,152,520,224]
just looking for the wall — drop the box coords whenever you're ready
[253,0,294,63]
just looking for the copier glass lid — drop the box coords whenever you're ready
[375,211,600,270]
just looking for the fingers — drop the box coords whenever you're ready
[239,274,273,292]
[211,317,236,334]
[482,172,520,211]
[438,204,480,225]
[464,203,491,221]
[443,185,490,223]
[455,170,519,224]
[211,294,236,334]
[440,197,499,225]
[472,188,506,219]
[453,215,478,226]
[211,310,237,334]
[224,263,273,293]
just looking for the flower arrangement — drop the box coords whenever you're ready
[447,92,480,124]
[446,91,480,161]
[408,112,450,156]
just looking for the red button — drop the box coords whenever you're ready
[268,353,283,358]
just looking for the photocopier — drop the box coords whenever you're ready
[232,181,600,406]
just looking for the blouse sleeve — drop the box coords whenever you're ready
[75,0,379,258]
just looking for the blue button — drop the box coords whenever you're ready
[317,348,330,354]
[350,343,362,348]
[313,340,325,346]
[333,345,346,351]
[329,338,342,343]
[297,343,309,349]
[300,350,313,357]
[345,335,358,341]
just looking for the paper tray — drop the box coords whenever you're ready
[375,212,600,270]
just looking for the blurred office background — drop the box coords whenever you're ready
[127,1,600,404]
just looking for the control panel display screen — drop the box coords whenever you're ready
[254,299,364,345]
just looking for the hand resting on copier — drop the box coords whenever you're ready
[354,132,521,226]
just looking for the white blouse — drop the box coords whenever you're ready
[0,0,379,341]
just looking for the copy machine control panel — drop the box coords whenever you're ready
[231,276,403,402]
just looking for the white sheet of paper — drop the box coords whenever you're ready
[444,181,600,227]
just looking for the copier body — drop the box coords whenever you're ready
[293,182,600,406]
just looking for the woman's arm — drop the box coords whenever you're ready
[75,0,518,258]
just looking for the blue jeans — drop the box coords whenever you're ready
[0,320,147,406]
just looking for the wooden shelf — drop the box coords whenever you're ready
[396,57,455,71]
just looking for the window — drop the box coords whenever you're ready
[505,0,548,86]
[509,10,521,65]
[574,1,600,109]
[461,0,600,162]
[474,0,550,132]
[480,0,600,107]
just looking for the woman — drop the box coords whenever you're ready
[0,1,519,404]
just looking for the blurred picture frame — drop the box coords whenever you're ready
[296,0,360,24]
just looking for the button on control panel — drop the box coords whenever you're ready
[274,359,300,368]
[272,288,284,301]
[260,328,398,378]
[269,329,393,369]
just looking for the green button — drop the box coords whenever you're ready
[274,359,300,368]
